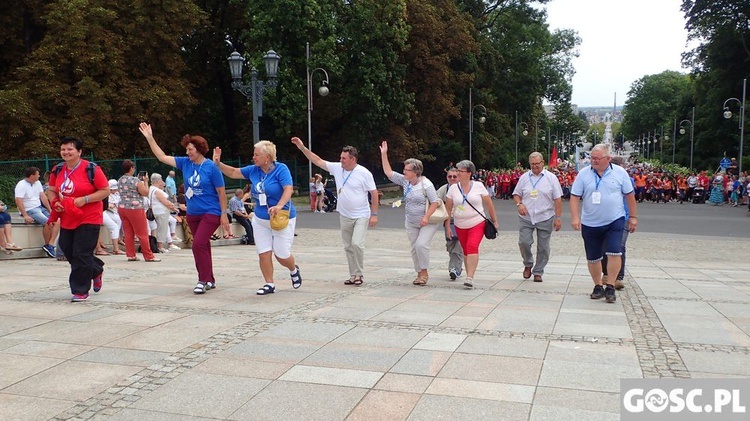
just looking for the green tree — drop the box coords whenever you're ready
[0,0,205,159]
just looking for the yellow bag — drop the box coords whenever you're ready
[270,210,290,231]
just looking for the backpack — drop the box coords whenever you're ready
[53,161,109,210]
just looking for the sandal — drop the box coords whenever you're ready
[413,276,428,286]
[145,258,161,262]
[112,250,125,255]
[353,277,363,286]
[290,265,302,289]
[256,284,276,295]
[95,251,110,256]
[210,234,220,241]
[127,257,140,261]
[344,277,356,285]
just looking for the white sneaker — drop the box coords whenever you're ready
[171,236,182,242]
[320,210,326,214]
[159,248,169,253]
[169,244,181,250]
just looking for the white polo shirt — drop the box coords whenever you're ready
[512,169,562,225]
[15,179,44,210]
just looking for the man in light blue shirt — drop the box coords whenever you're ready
[165,170,177,199]
[570,144,638,303]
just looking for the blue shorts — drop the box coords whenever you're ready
[581,218,625,263]
[26,206,50,225]
[0,212,10,227]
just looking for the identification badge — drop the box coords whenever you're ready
[591,191,601,205]
[259,193,267,206]
[455,204,466,216]
[530,189,539,199]
[185,187,194,199]
[392,199,402,208]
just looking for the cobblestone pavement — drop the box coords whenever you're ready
[1,228,748,420]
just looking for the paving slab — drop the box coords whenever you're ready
[1,226,748,420]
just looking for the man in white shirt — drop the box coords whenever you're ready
[513,152,563,282]
[15,167,59,257]
[291,137,379,286]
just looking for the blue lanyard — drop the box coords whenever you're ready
[529,172,544,189]
[402,182,413,201]
[593,165,612,191]
[340,166,355,191]
[61,161,82,194]
[458,181,473,205]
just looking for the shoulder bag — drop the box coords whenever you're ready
[146,190,155,221]
[421,179,448,224]
[463,184,498,239]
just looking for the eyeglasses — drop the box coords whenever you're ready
[447,175,458,179]
[456,169,471,173]
[530,162,544,167]
[590,156,609,162]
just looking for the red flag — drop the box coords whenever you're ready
[549,146,558,168]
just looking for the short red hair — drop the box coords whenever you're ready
[180,134,209,155]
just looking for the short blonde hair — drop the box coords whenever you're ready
[255,140,277,161]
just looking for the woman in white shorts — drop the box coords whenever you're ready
[212,140,301,295]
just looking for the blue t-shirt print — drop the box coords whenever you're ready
[175,156,224,216]
[240,162,296,221]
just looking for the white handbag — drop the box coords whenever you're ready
[422,179,448,224]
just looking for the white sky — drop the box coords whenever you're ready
[543,0,690,107]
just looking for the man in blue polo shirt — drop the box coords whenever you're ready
[570,144,638,303]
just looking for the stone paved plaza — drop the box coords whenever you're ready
[1,228,749,420]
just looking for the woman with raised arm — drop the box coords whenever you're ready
[139,122,230,294]
[212,141,302,296]
[380,140,440,286]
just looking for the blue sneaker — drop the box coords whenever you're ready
[42,244,55,258]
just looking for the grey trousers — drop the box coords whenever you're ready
[405,223,438,272]
[518,216,554,276]
[446,222,463,275]
[340,215,370,277]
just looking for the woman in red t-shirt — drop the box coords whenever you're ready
[47,137,111,302]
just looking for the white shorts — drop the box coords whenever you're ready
[252,215,296,259]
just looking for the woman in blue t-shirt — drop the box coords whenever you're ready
[139,123,230,295]
[213,140,302,296]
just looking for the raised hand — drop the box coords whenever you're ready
[138,122,153,139]
[212,146,222,164]
[379,141,388,155]
[291,137,304,149]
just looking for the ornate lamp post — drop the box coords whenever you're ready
[228,49,281,144]
[306,42,330,182]
[722,78,746,174]
[679,107,695,169]
[468,88,486,162]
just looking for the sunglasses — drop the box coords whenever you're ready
[447,175,458,179]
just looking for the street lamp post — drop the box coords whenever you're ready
[228,49,281,144]
[517,121,529,165]
[679,107,695,169]
[468,89,487,162]
[306,42,330,183]
[722,78,746,174]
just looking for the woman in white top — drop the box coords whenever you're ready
[443,159,499,289]
[149,173,178,252]
[380,141,440,286]
[102,179,124,254]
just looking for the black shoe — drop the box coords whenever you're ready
[449,270,457,281]
[291,265,302,289]
[604,285,616,303]
[590,285,605,299]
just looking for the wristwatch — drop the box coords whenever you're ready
[516,202,522,207]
